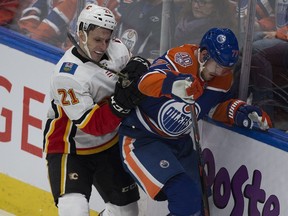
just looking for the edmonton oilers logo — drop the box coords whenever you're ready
[121,29,138,51]
[158,101,192,136]
[160,160,169,168]
[217,34,226,44]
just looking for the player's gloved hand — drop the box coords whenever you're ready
[110,56,151,117]
[121,56,151,83]
[228,100,272,130]
[162,73,203,104]
[109,78,145,118]
[109,95,130,118]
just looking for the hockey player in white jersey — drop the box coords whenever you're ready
[43,4,150,216]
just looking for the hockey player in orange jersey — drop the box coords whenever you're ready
[117,28,272,215]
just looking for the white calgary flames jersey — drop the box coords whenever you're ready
[43,39,131,155]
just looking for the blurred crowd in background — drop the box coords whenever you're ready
[1,0,287,132]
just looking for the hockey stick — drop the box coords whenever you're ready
[189,103,210,216]
[66,32,128,80]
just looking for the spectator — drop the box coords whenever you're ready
[17,0,78,48]
[117,28,272,216]
[232,0,288,130]
[0,0,19,26]
[116,0,179,60]
[250,0,288,129]
[174,0,236,46]
[17,0,121,49]
[231,0,275,32]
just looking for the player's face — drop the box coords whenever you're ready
[201,59,232,81]
[83,27,112,62]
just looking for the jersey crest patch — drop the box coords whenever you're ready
[174,52,192,67]
[60,62,78,75]
[158,100,192,136]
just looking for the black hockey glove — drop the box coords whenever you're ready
[121,56,151,82]
[109,94,131,118]
[109,56,151,118]
[109,78,145,118]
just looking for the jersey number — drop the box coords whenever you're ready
[57,88,79,106]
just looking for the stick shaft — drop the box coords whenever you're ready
[190,103,210,216]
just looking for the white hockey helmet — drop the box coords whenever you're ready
[77,4,117,33]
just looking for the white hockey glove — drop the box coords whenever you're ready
[247,111,271,130]
[162,73,203,104]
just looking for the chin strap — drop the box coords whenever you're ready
[82,31,92,59]
[197,48,207,79]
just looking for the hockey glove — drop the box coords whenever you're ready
[109,78,145,118]
[112,55,149,110]
[228,100,272,130]
[162,73,203,104]
[109,95,130,118]
[121,56,151,82]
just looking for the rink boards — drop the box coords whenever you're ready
[1,27,288,216]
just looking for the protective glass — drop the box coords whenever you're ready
[192,0,213,7]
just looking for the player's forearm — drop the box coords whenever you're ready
[209,99,234,125]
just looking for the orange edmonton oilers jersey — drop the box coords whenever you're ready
[122,44,236,138]
[139,44,233,98]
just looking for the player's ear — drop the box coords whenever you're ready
[78,30,85,42]
[78,30,89,45]
[200,49,208,59]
